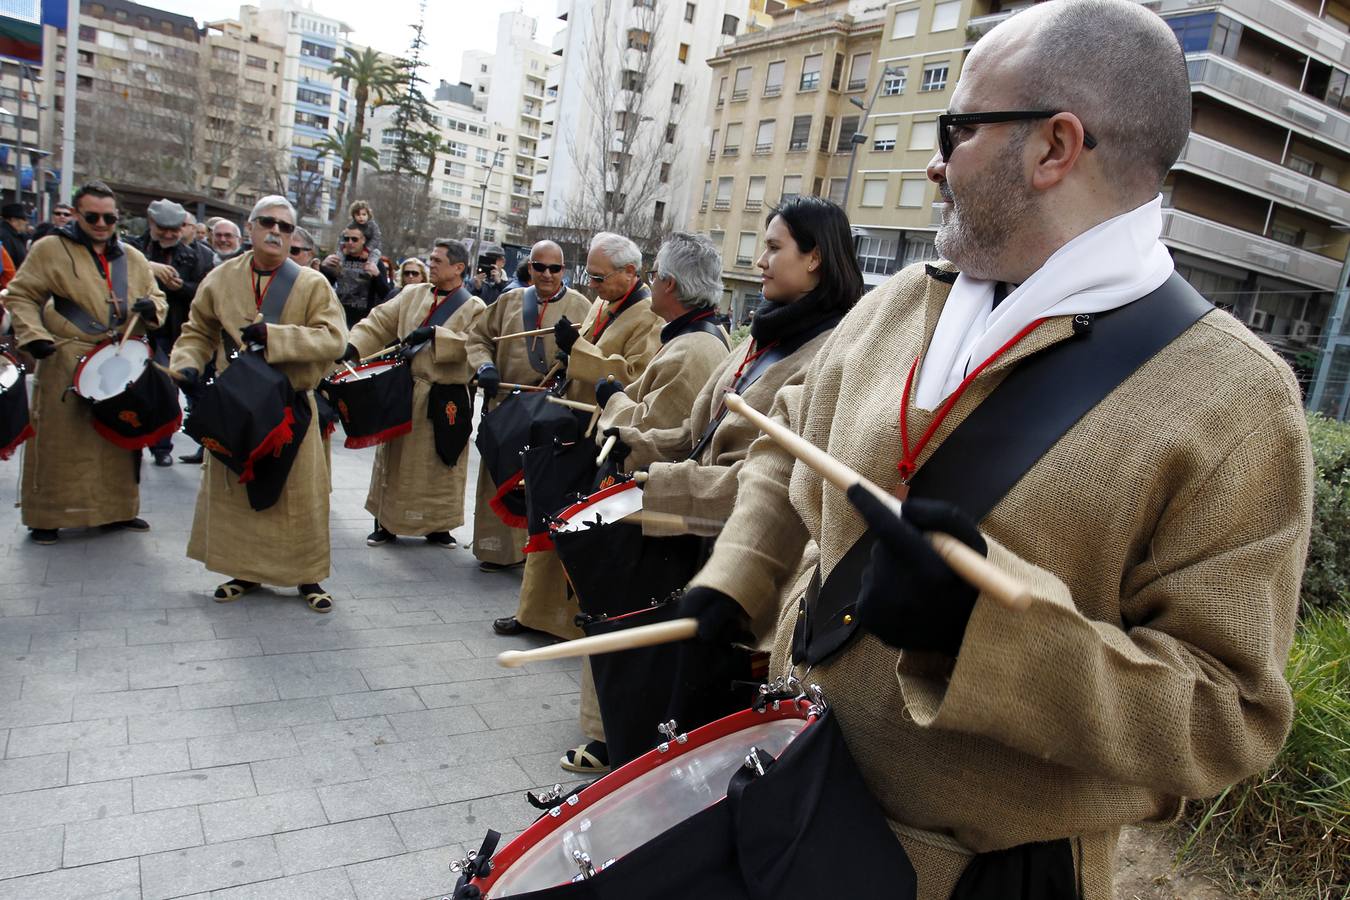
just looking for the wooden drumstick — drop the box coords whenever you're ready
[546,396,598,414]
[494,322,582,342]
[596,432,618,466]
[537,361,562,386]
[721,393,1031,611]
[499,382,549,392]
[119,312,140,349]
[497,618,699,668]
[152,361,187,382]
[358,347,399,365]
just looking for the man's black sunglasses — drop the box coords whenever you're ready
[339,235,362,243]
[289,246,313,255]
[530,261,563,274]
[82,212,118,226]
[937,109,1098,162]
[254,214,296,234]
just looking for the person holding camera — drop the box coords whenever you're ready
[469,251,507,305]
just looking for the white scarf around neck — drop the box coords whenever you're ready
[913,195,1174,411]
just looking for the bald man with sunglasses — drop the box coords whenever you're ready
[465,240,592,577]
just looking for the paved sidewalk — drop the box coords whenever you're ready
[0,431,586,899]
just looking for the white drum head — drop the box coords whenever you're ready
[0,357,17,391]
[75,341,150,401]
[553,482,644,533]
[333,359,400,382]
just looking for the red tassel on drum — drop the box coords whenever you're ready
[342,420,412,450]
[522,532,555,554]
[91,413,183,452]
[0,423,33,461]
[488,470,528,529]
[238,406,296,484]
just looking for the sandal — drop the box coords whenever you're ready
[299,584,333,613]
[214,579,259,603]
[560,740,610,775]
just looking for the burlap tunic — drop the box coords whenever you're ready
[349,284,485,536]
[516,290,664,639]
[611,329,835,537]
[170,253,347,586]
[3,232,166,529]
[596,326,729,436]
[692,263,1312,898]
[466,286,592,565]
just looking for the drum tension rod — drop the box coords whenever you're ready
[656,720,688,753]
[572,850,597,881]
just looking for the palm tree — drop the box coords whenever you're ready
[313,126,380,221]
[327,47,402,218]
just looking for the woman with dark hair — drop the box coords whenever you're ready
[753,195,863,335]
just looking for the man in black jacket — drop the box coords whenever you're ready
[320,223,394,327]
[0,202,29,269]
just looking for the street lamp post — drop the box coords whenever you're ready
[1307,244,1350,419]
[841,66,903,208]
[472,143,506,264]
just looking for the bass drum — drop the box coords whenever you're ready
[0,351,34,460]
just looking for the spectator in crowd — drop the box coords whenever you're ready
[321,223,394,328]
[194,219,209,244]
[469,250,507,305]
[506,259,532,292]
[397,257,428,289]
[210,219,243,264]
[289,226,321,269]
[0,202,29,269]
[30,202,72,243]
[349,200,382,257]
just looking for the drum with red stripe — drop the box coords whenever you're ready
[71,338,181,451]
[0,351,33,460]
[320,358,413,449]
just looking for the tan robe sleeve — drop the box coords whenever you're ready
[265,279,347,365]
[567,321,661,387]
[465,289,506,371]
[431,298,485,376]
[348,292,403,359]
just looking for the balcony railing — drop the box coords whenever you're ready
[735,255,753,266]
[745,199,762,210]
[1187,52,1350,148]
[753,143,773,154]
[731,89,748,101]
[1175,132,1350,223]
[1160,208,1342,290]
[1148,0,1350,70]
[714,199,731,210]
[965,10,1015,46]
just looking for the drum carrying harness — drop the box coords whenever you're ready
[51,253,130,335]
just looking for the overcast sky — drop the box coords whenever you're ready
[148,0,564,91]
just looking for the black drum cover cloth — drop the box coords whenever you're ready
[463,708,918,899]
[87,353,182,451]
[426,382,476,467]
[320,360,413,450]
[0,355,33,461]
[519,401,597,554]
[475,390,556,528]
[183,349,310,512]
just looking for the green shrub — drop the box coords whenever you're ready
[728,324,751,348]
[1303,414,1350,614]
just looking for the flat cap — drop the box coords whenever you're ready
[147,198,187,228]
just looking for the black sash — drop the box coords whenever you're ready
[406,285,471,357]
[521,286,553,374]
[663,310,729,348]
[52,249,132,335]
[687,315,839,463]
[258,259,302,324]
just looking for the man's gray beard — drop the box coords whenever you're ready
[934,146,1035,280]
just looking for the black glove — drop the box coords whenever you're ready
[22,339,55,359]
[131,297,156,318]
[176,367,201,398]
[405,325,435,345]
[595,378,625,409]
[337,344,359,363]
[676,586,751,644]
[846,486,988,657]
[240,322,267,347]
[553,316,578,354]
[476,363,500,400]
[600,426,631,468]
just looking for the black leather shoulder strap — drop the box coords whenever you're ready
[109,253,129,306]
[424,285,472,329]
[52,296,119,335]
[259,259,302,325]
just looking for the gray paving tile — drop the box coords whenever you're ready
[5,716,126,757]
[172,637,265,661]
[134,764,256,811]
[423,758,536,805]
[0,752,67,794]
[0,650,76,678]
[126,623,221,646]
[140,835,283,900]
[414,673,579,710]
[473,693,582,729]
[232,698,334,732]
[357,662,453,691]
[0,613,79,637]
[390,793,538,852]
[28,628,127,652]
[290,715,395,753]
[356,720,581,778]
[209,868,356,900]
[307,644,467,674]
[0,694,74,729]
[513,750,592,791]
[68,740,190,784]
[316,773,438,823]
[180,678,279,710]
[189,728,299,769]
[330,688,425,720]
[63,806,204,867]
[249,749,369,796]
[384,705,489,742]
[72,686,179,720]
[0,779,132,832]
[0,823,64,879]
[274,669,367,700]
[344,844,463,900]
[128,706,236,743]
[0,857,140,900]
[129,653,315,690]
[273,816,405,876]
[20,669,130,700]
[199,788,328,844]
[0,677,20,702]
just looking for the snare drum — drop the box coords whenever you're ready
[551,479,644,533]
[71,338,181,450]
[0,352,34,460]
[320,358,413,449]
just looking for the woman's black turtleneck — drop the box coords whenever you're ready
[750,286,843,346]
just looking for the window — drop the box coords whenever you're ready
[1270,225,1302,246]
[445,161,467,177]
[827,178,847,205]
[819,115,835,152]
[723,122,742,155]
[764,60,785,96]
[746,176,767,209]
[836,115,859,153]
[294,110,329,129]
[717,76,726,106]
[678,43,690,63]
[781,175,802,201]
[709,128,719,159]
[892,8,919,39]
[634,0,653,7]
[909,120,937,150]
[861,179,886,207]
[441,201,462,217]
[296,86,329,106]
[848,53,871,91]
[812,177,823,196]
[449,141,468,158]
[921,62,949,92]
[78,24,96,41]
[830,53,844,90]
[723,14,739,35]
[709,230,725,255]
[476,147,492,165]
[212,46,239,64]
[736,232,757,266]
[660,161,670,183]
[898,179,927,208]
[665,122,677,143]
[755,119,775,153]
[1166,12,1218,53]
[882,70,906,96]
[246,54,267,69]
[701,179,712,209]
[622,69,644,92]
[931,1,961,31]
[1287,154,1316,177]
[873,123,897,152]
[856,236,898,276]
[685,2,695,22]
[789,115,811,151]
[800,54,821,91]
[715,176,734,209]
[626,29,651,51]
[732,66,752,100]
[615,111,629,131]
[654,200,665,224]
[298,40,334,61]
[671,82,684,104]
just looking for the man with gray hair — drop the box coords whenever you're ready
[209,218,243,265]
[171,194,348,613]
[673,1,1313,895]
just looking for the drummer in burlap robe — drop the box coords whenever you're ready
[465,240,590,572]
[170,196,347,613]
[674,6,1313,898]
[340,238,486,549]
[2,180,167,545]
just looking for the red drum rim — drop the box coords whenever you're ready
[328,358,403,383]
[548,478,641,534]
[71,337,150,400]
[473,698,817,892]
